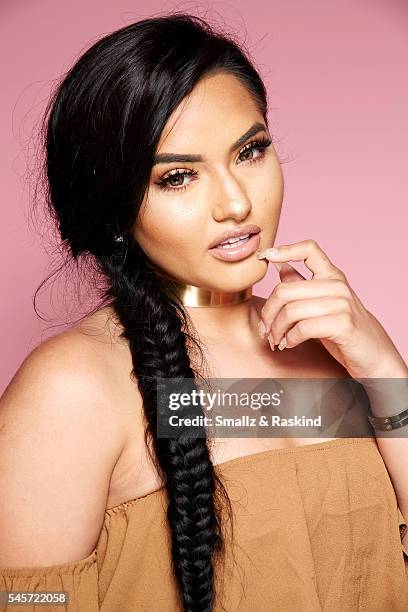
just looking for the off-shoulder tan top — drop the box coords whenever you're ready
[1,437,407,611]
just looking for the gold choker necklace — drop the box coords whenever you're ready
[147,261,253,307]
[166,282,253,307]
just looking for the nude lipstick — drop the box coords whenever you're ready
[208,231,261,262]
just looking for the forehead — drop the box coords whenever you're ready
[156,72,263,153]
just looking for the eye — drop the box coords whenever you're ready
[154,135,272,194]
[154,168,199,193]
[237,136,272,164]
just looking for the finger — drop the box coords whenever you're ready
[257,239,346,281]
[271,296,351,346]
[275,261,306,282]
[260,278,350,337]
[284,312,354,348]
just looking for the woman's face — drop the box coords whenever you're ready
[132,71,284,292]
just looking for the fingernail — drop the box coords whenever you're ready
[265,248,280,258]
[278,336,287,350]
[258,320,266,338]
[268,333,275,351]
[257,247,279,259]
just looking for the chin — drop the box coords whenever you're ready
[205,277,260,294]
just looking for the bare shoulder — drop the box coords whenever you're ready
[0,307,136,567]
[252,294,350,378]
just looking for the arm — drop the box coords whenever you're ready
[362,360,408,552]
[0,335,126,567]
[256,239,408,552]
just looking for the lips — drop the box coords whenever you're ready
[208,224,261,249]
[208,231,261,262]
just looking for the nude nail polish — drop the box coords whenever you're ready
[268,334,275,351]
[258,321,266,338]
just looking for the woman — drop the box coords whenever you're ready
[1,12,407,612]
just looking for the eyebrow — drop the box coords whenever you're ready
[152,121,268,166]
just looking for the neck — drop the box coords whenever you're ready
[162,279,259,343]
[166,281,253,307]
[146,260,260,340]
[147,260,253,309]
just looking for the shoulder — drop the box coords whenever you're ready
[253,294,350,377]
[2,307,133,422]
[0,309,134,567]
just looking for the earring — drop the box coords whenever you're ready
[113,232,129,266]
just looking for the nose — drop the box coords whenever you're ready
[211,171,252,222]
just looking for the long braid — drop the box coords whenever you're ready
[99,240,231,611]
[38,12,268,609]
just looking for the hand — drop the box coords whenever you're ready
[256,239,408,379]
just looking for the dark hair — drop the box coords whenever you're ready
[34,12,269,611]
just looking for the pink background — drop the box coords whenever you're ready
[1,0,407,394]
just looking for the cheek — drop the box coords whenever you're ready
[133,198,203,255]
[250,161,284,210]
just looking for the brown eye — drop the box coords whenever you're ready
[237,137,272,164]
[168,174,185,187]
[239,148,255,161]
[155,168,199,193]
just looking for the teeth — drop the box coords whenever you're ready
[218,235,250,249]
[218,233,250,246]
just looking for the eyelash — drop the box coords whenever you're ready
[154,136,273,193]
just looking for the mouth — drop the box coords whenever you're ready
[208,231,261,262]
[208,224,261,249]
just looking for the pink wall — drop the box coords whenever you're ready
[1,0,407,394]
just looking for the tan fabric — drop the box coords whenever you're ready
[1,437,407,611]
